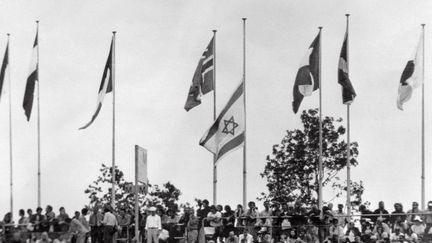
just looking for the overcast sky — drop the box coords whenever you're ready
[1,0,432,218]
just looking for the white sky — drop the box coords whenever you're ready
[1,0,432,218]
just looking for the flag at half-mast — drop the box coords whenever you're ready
[338,29,356,104]
[0,40,9,102]
[79,38,113,129]
[292,32,320,114]
[200,80,245,161]
[397,34,423,110]
[23,31,38,121]
[184,37,214,111]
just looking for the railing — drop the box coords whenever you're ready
[2,212,432,242]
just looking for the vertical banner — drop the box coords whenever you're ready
[135,145,147,243]
[136,145,147,184]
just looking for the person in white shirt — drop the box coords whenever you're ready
[102,207,118,243]
[238,228,254,243]
[145,206,162,243]
[207,205,222,241]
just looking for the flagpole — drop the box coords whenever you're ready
[7,33,13,217]
[36,20,41,207]
[212,29,217,206]
[345,14,352,217]
[134,145,140,243]
[421,23,425,210]
[318,26,323,211]
[242,18,247,208]
[111,31,117,209]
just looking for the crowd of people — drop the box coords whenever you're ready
[2,199,432,243]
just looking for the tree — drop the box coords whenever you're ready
[84,164,182,213]
[260,109,365,207]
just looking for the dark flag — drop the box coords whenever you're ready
[338,30,356,104]
[292,32,320,113]
[184,37,214,111]
[79,38,113,129]
[23,31,38,121]
[0,41,8,101]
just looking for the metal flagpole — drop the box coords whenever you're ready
[111,31,117,209]
[421,23,425,210]
[134,146,140,243]
[7,33,13,217]
[345,14,352,217]
[212,30,217,206]
[318,26,323,211]
[36,20,41,207]
[242,18,247,208]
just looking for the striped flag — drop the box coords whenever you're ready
[23,31,38,121]
[0,40,9,102]
[292,32,320,114]
[338,30,356,104]
[184,37,214,111]
[79,38,113,129]
[199,80,244,161]
[397,34,423,110]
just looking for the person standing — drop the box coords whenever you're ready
[56,207,70,232]
[372,201,389,223]
[69,213,89,243]
[31,207,46,232]
[89,206,103,243]
[79,208,90,243]
[186,208,199,243]
[102,207,118,243]
[146,207,162,243]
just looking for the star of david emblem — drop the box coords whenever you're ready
[222,116,239,136]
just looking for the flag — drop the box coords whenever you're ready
[199,80,245,161]
[79,38,113,129]
[184,37,214,111]
[338,30,356,104]
[397,34,423,110]
[0,41,9,102]
[23,31,38,121]
[135,145,147,184]
[292,32,320,113]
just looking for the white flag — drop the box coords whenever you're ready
[199,80,245,161]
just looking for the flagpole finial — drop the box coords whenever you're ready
[318,26,323,30]
[422,24,426,28]
[36,20,39,24]
[213,29,217,33]
[7,33,10,36]
[242,17,247,21]
[346,14,350,17]
[112,31,117,35]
